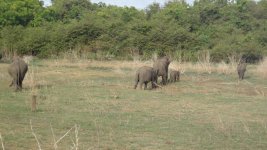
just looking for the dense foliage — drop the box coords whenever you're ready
[0,0,266,62]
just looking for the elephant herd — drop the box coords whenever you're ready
[133,56,248,90]
[134,56,180,90]
[7,56,247,91]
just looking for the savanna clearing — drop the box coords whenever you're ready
[0,58,267,150]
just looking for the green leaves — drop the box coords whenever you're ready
[0,0,266,61]
[0,0,43,26]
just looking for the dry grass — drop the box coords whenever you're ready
[39,50,240,76]
[43,57,267,80]
[216,61,237,75]
[169,61,237,76]
[1,58,267,149]
[168,52,237,75]
[255,57,267,78]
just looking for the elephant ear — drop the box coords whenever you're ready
[165,56,172,64]
[162,55,171,63]
[238,57,246,65]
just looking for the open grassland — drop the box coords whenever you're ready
[0,58,267,150]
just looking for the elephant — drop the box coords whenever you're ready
[153,56,171,85]
[237,59,247,80]
[134,66,157,90]
[169,69,180,82]
[8,57,28,91]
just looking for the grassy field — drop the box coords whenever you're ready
[0,58,267,150]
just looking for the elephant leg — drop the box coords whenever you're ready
[16,78,22,90]
[9,80,14,87]
[16,84,21,91]
[134,74,139,89]
[14,82,19,91]
[165,75,168,84]
[144,82,148,90]
[151,81,155,89]
[134,81,138,89]
[12,76,19,91]
[19,74,26,89]
[163,75,167,85]
[166,75,168,84]
[139,81,143,89]
[18,79,23,89]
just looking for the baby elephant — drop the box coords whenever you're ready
[169,70,180,82]
[237,60,247,80]
[134,66,157,90]
[8,57,28,91]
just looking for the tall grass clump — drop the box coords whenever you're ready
[215,55,239,75]
[169,61,185,74]
[169,53,242,75]
[196,50,212,74]
[256,57,267,78]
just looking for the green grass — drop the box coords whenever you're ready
[0,59,267,149]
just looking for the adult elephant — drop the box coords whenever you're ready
[237,59,247,80]
[153,56,171,85]
[134,66,157,90]
[8,57,28,91]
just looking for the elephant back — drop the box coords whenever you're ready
[237,62,246,72]
[153,56,171,76]
[137,66,155,81]
[8,57,28,79]
[8,62,19,77]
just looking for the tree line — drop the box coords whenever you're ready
[0,0,266,62]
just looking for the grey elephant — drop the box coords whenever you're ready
[237,59,247,80]
[153,56,171,85]
[134,66,157,90]
[169,69,180,82]
[8,57,28,91]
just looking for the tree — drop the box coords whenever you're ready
[0,0,43,26]
[51,0,93,21]
[145,2,161,20]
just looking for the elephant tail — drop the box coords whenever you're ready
[18,64,23,81]
[134,72,139,89]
